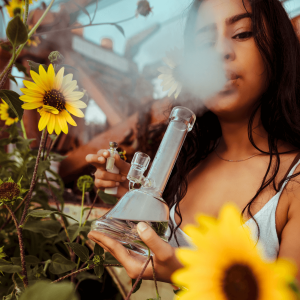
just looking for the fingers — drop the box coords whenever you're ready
[113,153,131,175]
[137,222,174,262]
[94,169,127,183]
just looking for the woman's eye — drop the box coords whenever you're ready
[233,31,253,40]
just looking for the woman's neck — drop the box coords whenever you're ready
[216,112,269,159]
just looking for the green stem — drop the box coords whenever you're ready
[0,0,55,82]
[20,119,27,139]
[23,0,29,24]
[79,182,86,228]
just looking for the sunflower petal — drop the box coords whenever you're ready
[65,91,84,101]
[23,80,45,94]
[61,74,73,91]
[47,114,55,134]
[54,116,62,135]
[65,100,87,108]
[20,88,44,97]
[22,102,43,110]
[47,64,55,89]
[61,110,77,126]
[38,112,50,131]
[54,67,64,90]
[19,95,43,103]
[63,80,77,95]
[30,70,48,91]
[65,103,84,118]
[39,65,51,90]
[57,112,68,134]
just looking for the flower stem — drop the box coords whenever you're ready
[23,0,29,25]
[5,205,28,288]
[19,129,47,226]
[83,190,99,226]
[150,256,160,298]
[125,257,151,300]
[79,182,86,227]
[0,0,55,83]
[51,265,93,283]
[20,119,27,139]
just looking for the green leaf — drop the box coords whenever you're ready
[49,253,77,275]
[27,60,48,74]
[94,244,104,256]
[0,264,22,273]
[114,24,125,37]
[0,90,23,120]
[65,243,89,262]
[23,220,61,238]
[6,15,28,47]
[48,153,67,162]
[16,136,35,152]
[76,272,102,283]
[132,278,142,293]
[11,255,40,266]
[104,252,121,265]
[73,2,90,22]
[37,160,50,177]
[8,74,18,85]
[94,264,104,278]
[15,62,29,77]
[0,258,11,266]
[19,281,79,300]
[27,209,78,222]
[98,190,118,205]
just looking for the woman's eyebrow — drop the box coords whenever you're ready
[196,12,252,35]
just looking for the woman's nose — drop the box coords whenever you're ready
[215,36,236,61]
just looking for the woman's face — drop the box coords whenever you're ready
[195,0,268,121]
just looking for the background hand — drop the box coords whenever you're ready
[85,149,131,198]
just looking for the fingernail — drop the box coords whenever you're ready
[103,151,108,155]
[98,157,103,161]
[137,222,148,233]
[116,182,120,186]
[121,176,126,181]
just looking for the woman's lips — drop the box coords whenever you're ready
[220,73,240,92]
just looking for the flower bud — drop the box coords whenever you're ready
[136,0,153,17]
[0,178,21,206]
[48,51,65,64]
[77,175,94,192]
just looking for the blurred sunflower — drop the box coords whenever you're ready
[5,0,33,18]
[20,64,86,134]
[172,204,298,300]
[158,48,183,99]
[0,100,18,126]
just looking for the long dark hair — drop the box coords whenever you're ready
[162,0,300,245]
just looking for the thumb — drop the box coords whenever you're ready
[137,222,171,260]
[114,153,130,175]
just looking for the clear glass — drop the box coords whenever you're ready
[91,107,196,255]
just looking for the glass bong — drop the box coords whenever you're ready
[91,106,196,255]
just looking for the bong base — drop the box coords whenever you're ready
[91,216,169,256]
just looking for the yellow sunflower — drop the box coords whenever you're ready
[0,100,18,126]
[172,204,298,300]
[5,0,33,18]
[20,64,86,134]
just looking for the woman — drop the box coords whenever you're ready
[86,0,300,284]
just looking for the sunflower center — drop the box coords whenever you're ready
[7,107,17,119]
[222,263,259,300]
[43,89,65,112]
[0,182,20,201]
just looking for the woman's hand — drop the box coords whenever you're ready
[85,149,131,198]
[88,222,183,283]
